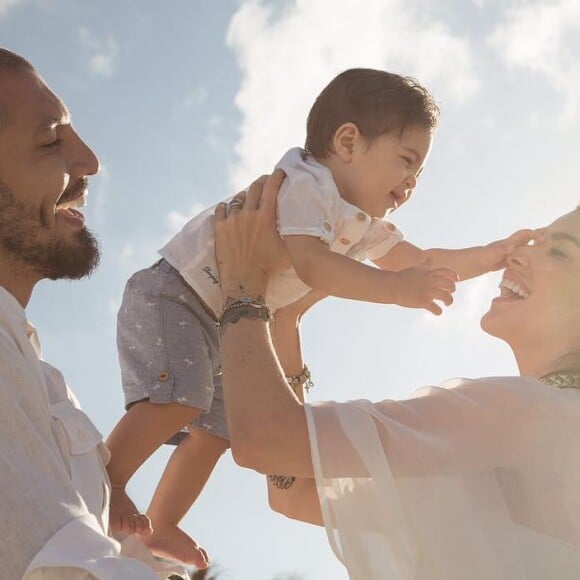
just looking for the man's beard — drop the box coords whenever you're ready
[0,183,100,280]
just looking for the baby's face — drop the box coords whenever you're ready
[343,125,432,218]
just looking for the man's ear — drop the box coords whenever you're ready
[332,122,361,163]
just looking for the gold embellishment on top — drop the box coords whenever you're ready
[539,371,580,389]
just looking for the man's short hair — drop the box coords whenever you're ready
[305,68,440,158]
[0,48,34,130]
[0,47,34,74]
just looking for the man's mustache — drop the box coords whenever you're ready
[58,177,88,205]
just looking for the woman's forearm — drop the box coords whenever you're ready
[266,305,325,523]
[270,307,305,380]
[268,476,323,526]
[221,318,314,477]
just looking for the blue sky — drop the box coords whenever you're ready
[2,0,578,578]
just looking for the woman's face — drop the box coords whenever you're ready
[481,209,580,356]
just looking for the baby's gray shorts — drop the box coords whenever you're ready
[117,259,228,444]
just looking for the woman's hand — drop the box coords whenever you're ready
[214,170,291,302]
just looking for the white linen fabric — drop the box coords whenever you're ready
[0,286,186,579]
[305,376,580,579]
[160,147,403,315]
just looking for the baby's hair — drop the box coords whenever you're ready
[305,68,440,159]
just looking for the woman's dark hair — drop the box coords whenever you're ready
[305,68,440,158]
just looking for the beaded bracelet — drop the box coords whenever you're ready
[287,365,313,394]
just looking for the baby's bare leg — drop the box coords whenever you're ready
[106,400,203,537]
[143,427,228,566]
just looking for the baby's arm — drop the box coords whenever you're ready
[285,235,457,315]
[374,230,534,281]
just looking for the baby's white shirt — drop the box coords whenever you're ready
[160,147,404,316]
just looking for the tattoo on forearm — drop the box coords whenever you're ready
[268,474,296,490]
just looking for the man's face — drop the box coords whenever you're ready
[0,69,100,280]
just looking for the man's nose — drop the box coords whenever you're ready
[70,130,100,177]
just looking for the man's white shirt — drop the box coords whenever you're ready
[0,285,184,579]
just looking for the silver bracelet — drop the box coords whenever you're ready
[287,365,313,394]
[218,296,272,334]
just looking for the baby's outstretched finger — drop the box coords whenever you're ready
[425,300,443,316]
[435,289,454,307]
[434,274,457,293]
[510,228,536,246]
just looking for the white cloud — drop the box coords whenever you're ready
[226,0,479,188]
[165,202,208,235]
[117,239,159,273]
[419,274,500,334]
[205,115,226,151]
[89,162,111,226]
[183,87,209,108]
[0,0,21,17]
[107,297,120,318]
[78,27,118,77]
[116,202,209,273]
[488,0,580,119]
[119,243,136,269]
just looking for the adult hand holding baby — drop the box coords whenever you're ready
[215,170,292,302]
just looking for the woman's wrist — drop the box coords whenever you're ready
[221,273,268,302]
[273,305,301,328]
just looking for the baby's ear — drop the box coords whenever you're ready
[332,122,360,161]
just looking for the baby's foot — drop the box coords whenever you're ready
[143,523,210,569]
[109,487,153,537]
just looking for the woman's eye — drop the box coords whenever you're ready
[549,246,566,258]
[401,156,412,166]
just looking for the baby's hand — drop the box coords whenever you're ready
[482,229,535,272]
[393,260,458,315]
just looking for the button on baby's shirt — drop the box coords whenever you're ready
[321,220,333,233]
[158,371,170,383]
[384,222,396,232]
[340,238,351,245]
[356,212,367,222]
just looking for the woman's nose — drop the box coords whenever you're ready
[506,250,525,269]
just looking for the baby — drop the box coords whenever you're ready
[106,68,527,565]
